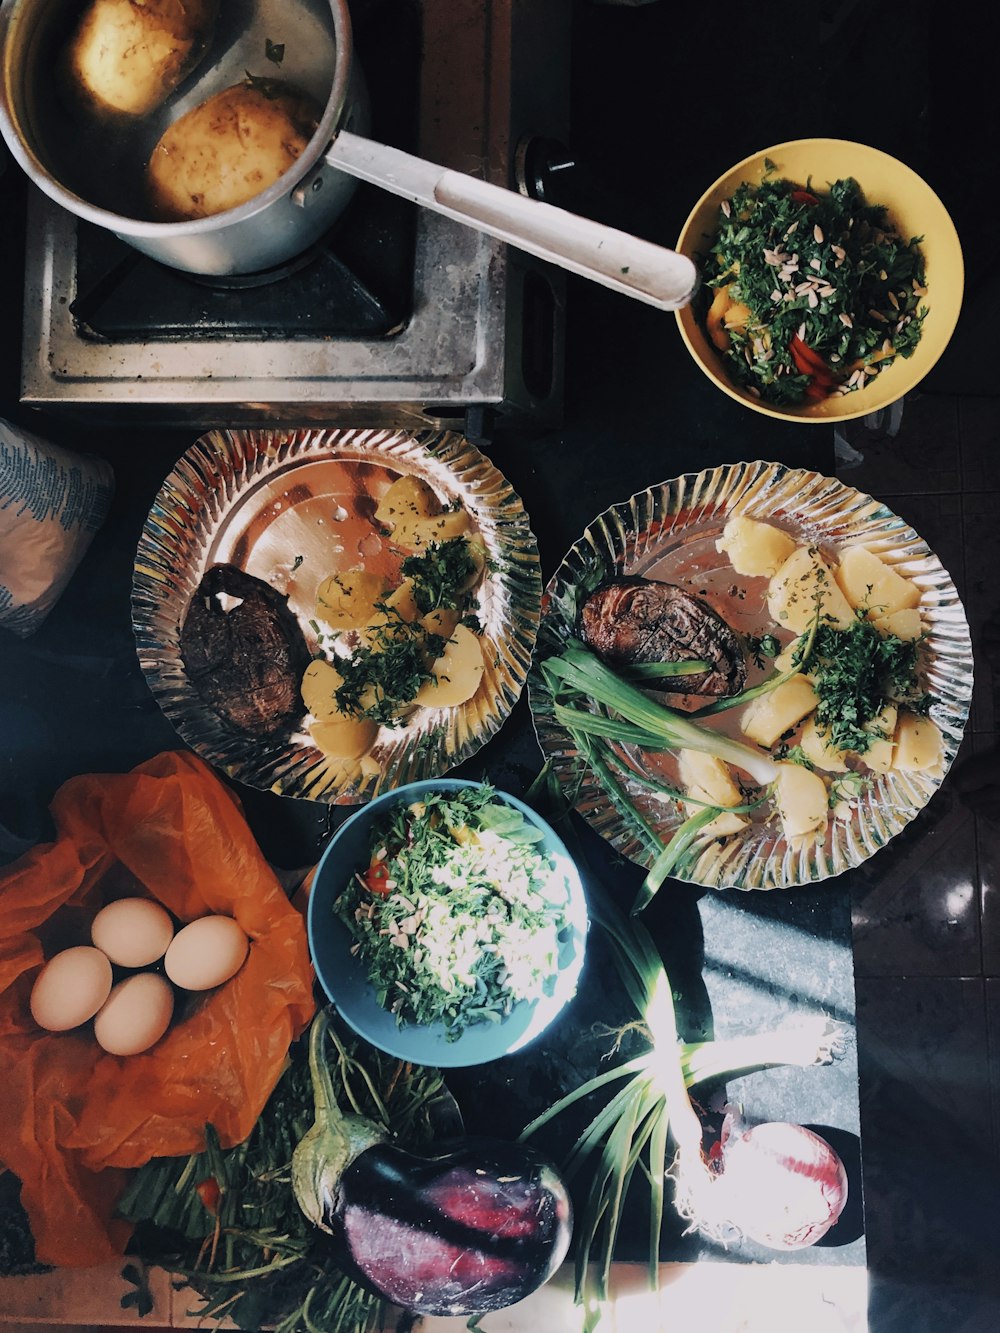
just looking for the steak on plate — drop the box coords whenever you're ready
[180,564,311,736]
[579,576,746,696]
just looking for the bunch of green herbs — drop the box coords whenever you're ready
[117,1019,452,1333]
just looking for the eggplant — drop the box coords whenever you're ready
[292,1010,572,1317]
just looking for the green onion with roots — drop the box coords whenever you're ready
[516,838,847,1330]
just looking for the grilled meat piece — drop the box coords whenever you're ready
[180,564,311,736]
[579,576,746,696]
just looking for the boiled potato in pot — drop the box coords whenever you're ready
[64,0,219,118]
[146,79,322,220]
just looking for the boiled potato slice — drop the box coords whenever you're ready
[317,571,391,630]
[773,762,829,841]
[835,546,920,618]
[146,80,321,221]
[871,607,922,642]
[361,580,422,647]
[414,624,485,708]
[799,717,850,772]
[375,476,442,528]
[65,0,218,117]
[301,659,345,721]
[774,633,815,680]
[678,751,743,807]
[310,715,379,761]
[677,750,748,839]
[718,515,797,578]
[389,508,472,553]
[741,674,819,749]
[421,607,462,643]
[456,539,489,593]
[768,546,855,634]
[860,704,898,774]
[694,810,747,839]
[891,713,943,773]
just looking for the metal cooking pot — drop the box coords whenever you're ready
[0,0,697,308]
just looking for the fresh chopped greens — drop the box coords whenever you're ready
[703,175,928,405]
[328,537,483,727]
[808,614,928,754]
[336,787,570,1039]
[774,742,815,768]
[333,619,433,727]
[829,770,872,807]
[744,632,780,669]
[401,536,481,614]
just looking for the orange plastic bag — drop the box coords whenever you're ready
[0,750,316,1267]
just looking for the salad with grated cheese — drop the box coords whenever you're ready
[334,786,571,1039]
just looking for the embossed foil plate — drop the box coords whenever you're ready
[133,429,541,804]
[528,460,973,890]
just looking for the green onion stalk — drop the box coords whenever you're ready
[522,767,846,1330]
[542,642,781,786]
[540,641,782,909]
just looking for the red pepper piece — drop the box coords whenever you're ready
[195,1177,221,1215]
[790,188,819,205]
[803,382,832,401]
[789,333,836,385]
[363,860,392,896]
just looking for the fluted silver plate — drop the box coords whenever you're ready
[528,460,973,890]
[133,428,541,804]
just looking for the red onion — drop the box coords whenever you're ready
[715,1119,849,1250]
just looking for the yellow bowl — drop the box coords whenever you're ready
[674,138,964,423]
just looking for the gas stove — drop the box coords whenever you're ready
[18,0,569,437]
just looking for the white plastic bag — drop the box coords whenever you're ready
[0,417,114,637]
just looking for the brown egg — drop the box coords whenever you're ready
[29,946,114,1032]
[91,897,175,968]
[93,973,175,1056]
[164,914,249,992]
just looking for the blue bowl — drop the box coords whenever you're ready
[308,778,588,1068]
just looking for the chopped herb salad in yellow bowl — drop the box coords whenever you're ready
[675,139,963,422]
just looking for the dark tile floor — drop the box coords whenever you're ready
[836,384,1000,1332]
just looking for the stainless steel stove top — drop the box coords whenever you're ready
[19,0,569,433]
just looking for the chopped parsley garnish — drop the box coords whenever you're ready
[808,614,928,754]
[319,535,485,727]
[334,623,432,728]
[775,743,814,768]
[401,537,479,613]
[702,175,928,405]
[829,770,872,807]
[745,631,780,668]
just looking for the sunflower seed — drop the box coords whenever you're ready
[721,198,731,217]
[839,312,853,328]
[813,224,824,243]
